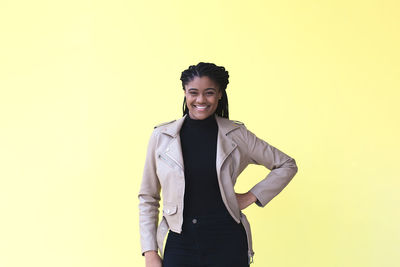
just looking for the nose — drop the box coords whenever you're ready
[197,93,206,103]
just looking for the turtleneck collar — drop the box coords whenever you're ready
[184,113,217,127]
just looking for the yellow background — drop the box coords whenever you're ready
[1,0,399,266]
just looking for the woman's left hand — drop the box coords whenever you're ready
[235,191,257,210]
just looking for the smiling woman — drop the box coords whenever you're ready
[181,62,230,119]
[138,62,298,267]
[184,76,222,120]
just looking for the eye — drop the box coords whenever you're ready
[206,92,215,96]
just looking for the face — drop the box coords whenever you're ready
[184,76,222,120]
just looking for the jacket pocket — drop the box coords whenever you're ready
[162,203,178,234]
[163,203,177,216]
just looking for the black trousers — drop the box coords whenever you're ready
[162,212,249,267]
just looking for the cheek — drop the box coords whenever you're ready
[185,96,193,104]
[210,97,219,105]
[186,98,196,108]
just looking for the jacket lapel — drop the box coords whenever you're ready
[159,115,186,170]
[215,114,240,177]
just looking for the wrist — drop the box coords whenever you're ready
[144,250,158,257]
[247,191,257,203]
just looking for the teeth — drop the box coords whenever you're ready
[195,105,207,109]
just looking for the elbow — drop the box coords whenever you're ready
[280,157,298,177]
[289,157,298,176]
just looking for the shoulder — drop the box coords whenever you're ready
[216,116,249,140]
[231,119,245,126]
[153,119,177,129]
[223,117,247,129]
[216,115,245,126]
[146,118,177,145]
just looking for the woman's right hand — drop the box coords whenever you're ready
[144,250,162,267]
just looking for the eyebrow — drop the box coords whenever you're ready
[188,88,216,91]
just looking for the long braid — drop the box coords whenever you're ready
[180,62,230,119]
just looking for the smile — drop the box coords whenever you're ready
[194,105,209,110]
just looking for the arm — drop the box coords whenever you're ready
[138,129,162,256]
[243,126,298,207]
[236,191,258,210]
[144,251,162,267]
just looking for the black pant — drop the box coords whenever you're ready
[162,212,249,267]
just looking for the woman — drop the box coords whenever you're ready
[138,62,298,267]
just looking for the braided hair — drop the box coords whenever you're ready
[180,62,230,118]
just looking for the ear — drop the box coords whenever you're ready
[218,89,222,99]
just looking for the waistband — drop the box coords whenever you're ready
[182,210,236,224]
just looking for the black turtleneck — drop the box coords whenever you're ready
[179,113,229,218]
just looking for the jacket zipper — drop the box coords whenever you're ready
[165,150,183,170]
[240,212,255,264]
[159,153,180,169]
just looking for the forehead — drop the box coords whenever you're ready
[185,76,219,90]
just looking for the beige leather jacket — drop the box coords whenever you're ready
[138,113,298,264]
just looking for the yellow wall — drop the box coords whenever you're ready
[1,0,399,266]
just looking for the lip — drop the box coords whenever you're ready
[193,105,209,110]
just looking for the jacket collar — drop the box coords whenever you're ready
[160,113,241,137]
[159,113,241,177]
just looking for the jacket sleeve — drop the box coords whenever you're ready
[243,126,299,207]
[138,129,161,255]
